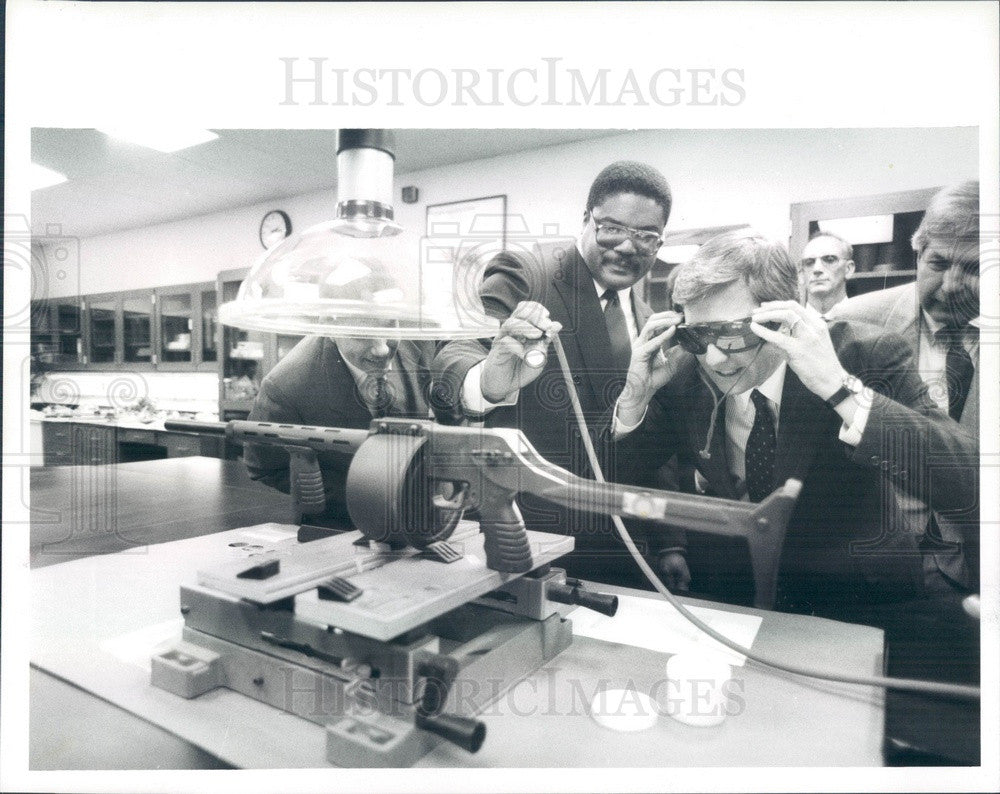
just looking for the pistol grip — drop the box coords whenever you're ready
[288,447,326,515]
[478,496,533,573]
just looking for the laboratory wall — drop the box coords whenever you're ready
[38,127,978,300]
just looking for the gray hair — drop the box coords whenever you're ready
[806,230,853,261]
[912,180,979,253]
[673,229,799,306]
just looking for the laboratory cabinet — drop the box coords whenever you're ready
[41,421,225,466]
[32,281,218,372]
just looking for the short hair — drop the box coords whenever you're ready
[673,229,799,306]
[586,161,672,225]
[806,230,853,261]
[912,180,979,253]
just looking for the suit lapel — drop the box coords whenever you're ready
[774,368,826,486]
[550,248,620,406]
[888,282,920,340]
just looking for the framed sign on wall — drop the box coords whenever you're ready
[425,195,507,245]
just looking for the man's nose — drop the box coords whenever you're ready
[368,338,391,357]
[613,235,638,254]
[941,263,967,294]
[703,344,729,368]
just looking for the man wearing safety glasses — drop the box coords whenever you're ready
[433,161,690,591]
[607,229,975,621]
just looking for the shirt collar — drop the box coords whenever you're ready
[592,278,631,305]
[921,308,982,340]
[729,360,787,411]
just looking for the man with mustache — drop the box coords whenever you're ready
[832,180,981,593]
[433,161,690,590]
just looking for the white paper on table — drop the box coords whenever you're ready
[568,595,762,666]
[100,618,185,672]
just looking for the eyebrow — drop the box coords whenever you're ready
[594,213,661,232]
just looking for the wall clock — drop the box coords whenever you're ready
[259,210,292,249]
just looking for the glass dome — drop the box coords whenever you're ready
[219,218,502,340]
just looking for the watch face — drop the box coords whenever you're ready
[260,210,291,249]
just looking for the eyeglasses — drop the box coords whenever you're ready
[674,318,780,355]
[592,217,663,254]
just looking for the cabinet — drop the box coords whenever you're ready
[71,423,118,466]
[42,422,74,466]
[85,292,120,365]
[217,268,267,418]
[121,291,155,366]
[32,299,87,368]
[32,281,220,372]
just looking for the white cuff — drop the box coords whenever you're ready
[613,399,648,439]
[837,392,873,447]
[462,361,518,415]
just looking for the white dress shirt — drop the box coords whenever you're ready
[916,311,981,415]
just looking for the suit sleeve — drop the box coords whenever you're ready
[430,250,536,424]
[847,332,977,516]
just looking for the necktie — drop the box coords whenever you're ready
[938,328,975,421]
[363,374,393,418]
[602,289,632,371]
[745,389,776,503]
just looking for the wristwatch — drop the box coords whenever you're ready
[824,373,865,409]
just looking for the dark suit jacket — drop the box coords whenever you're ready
[245,336,433,528]
[607,320,978,618]
[832,283,980,589]
[433,240,677,586]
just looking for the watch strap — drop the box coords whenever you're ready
[824,386,852,409]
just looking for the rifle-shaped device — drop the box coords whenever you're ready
[167,417,800,609]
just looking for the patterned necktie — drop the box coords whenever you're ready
[745,389,777,503]
[602,289,632,371]
[938,327,975,421]
[363,374,393,418]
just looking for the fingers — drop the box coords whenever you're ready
[749,320,793,352]
[751,301,817,332]
[639,311,682,340]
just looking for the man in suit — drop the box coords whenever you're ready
[606,229,975,621]
[433,161,689,590]
[244,266,433,529]
[831,180,980,592]
[800,231,855,317]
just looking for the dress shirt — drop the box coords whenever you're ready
[462,241,639,414]
[916,311,981,415]
[614,359,872,467]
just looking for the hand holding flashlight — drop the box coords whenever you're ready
[480,301,562,403]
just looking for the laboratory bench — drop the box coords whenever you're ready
[24,458,979,769]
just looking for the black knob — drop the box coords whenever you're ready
[574,589,619,617]
[415,713,486,753]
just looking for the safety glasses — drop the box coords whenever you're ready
[673,318,780,355]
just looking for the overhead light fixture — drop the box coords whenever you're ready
[97,127,218,153]
[219,129,500,341]
[30,163,68,191]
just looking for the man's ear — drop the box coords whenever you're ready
[582,209,591,227]
[845,259,856,278]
